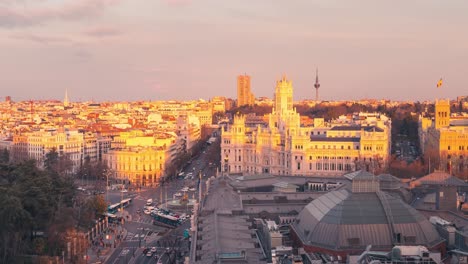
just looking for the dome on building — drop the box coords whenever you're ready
[378,173,401,190]
[292,188,444,254]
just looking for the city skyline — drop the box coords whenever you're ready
[1,0,467,101]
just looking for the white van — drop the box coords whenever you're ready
[146,199,153,206]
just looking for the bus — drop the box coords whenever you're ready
[153,213,180,227]
[107,198,133,213]
[108,203,121,214]
[105,213,123,223]
[121,198,133,208]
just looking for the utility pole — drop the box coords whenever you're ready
[106,171,109,204]
[165,184,167,210]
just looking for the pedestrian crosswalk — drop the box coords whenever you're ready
[133,195,145,201]
[131,218,153,225]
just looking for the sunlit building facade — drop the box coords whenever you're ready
[222,76,391,177]
[420,99,468,175]
[237,74,255,106]
[105,146,168,186]
[10,129,107,173]
[103,131,181,185]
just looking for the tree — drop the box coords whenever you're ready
[0,149,9,164]
[90,195,107,216]
[0,189,31,263]
[44,148,59,173]
[0,157,95,262]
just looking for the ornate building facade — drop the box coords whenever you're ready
[221,76,391,177]
[103,131,183,186]
[419,99,468,176]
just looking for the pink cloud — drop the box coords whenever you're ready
[10,33,74,44]
[83,26,122,38]
[0,0,121,28]
[163,0,192,7]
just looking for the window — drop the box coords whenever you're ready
[448,146,451,150]
[297,162,301,170]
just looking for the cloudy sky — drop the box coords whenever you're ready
[0,0,467,102]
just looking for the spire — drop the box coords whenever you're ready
[314,68,320,101]
[64,89,69,107]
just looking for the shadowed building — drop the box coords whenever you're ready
[291,174,446,261]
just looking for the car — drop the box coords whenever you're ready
[151,247,157,253]
[181,187,189,192]
[120,189,128,193]
[146,199,153,205]
[189,188,196,192]
[146,251,153,257]
[174,192,182,197]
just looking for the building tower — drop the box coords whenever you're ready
[274,74,294,114]
[314,68,320,101]
[237,74,254,107]
[64,89,70,107]
[435,99,450,129]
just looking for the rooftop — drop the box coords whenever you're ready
[412,171,468,187]
[293,189,444,251]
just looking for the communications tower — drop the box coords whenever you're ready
[314,68,320,101]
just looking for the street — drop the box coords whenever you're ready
[104,141,219,264]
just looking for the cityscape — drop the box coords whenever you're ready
[1,1,468,264]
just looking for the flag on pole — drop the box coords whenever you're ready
[436,78,443,88]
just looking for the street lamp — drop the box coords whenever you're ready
[104,169,113,204]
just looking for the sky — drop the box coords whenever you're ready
[0,0,467,102]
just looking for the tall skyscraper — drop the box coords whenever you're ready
[237,74,255,107]
[314,68,320,101]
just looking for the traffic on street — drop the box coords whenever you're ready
[103,138,219,264]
